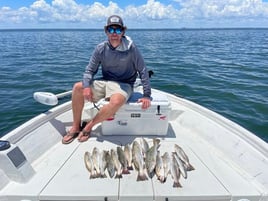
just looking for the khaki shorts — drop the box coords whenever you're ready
[91,80,133,102]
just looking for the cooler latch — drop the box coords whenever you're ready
[157,105,162,115]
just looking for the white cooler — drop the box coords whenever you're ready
[101,90,171,136]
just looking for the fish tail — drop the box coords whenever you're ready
[137,172,148,181]
[186,163,195,171]
[122,168,130,174]
[173,181,182,188]
[115,173,123,179]
[108,171,115,178]
[90,173,96,179]
[148,171,155,179]
[95,170,101,176]
[100,173,107,178]
[182,173,187,179]
[158,176,166,183]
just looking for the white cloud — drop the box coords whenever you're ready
[174,0,268,18]
[139,0,175,19]
[0,0,267,28]
[171,0,268,27]
[123,0,179,28]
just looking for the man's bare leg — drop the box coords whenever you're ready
[62,82,84,143]
[78,93,126,142]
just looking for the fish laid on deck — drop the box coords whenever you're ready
[145,139,160,178]
[92,147,101,178]
[174,144,195,171]
[171,152,182,188]
[83,139,195,188]
[105,151,115,178]
[100,150,108,178]
[117,146,130,174]
[162,151,171,183]
[155,150,165,183]
[111,148,123,179]
[173,151,187,179]
[124,143,133,170]
[84,151,96,179]
[132,141,148,181]
[140,137,149,157]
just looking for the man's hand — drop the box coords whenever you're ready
[83,87,93,102]
[138,97,151,110]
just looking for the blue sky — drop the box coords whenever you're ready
[0,0,268,28]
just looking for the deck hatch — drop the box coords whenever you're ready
[7,146,26,168]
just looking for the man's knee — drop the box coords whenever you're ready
[73,82,83,93]
[109,94,126,108]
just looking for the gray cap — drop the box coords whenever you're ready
[106,15,124,27]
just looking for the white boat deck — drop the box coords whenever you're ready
[0,89,267,201]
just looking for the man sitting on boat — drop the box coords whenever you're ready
[62,15,152,144]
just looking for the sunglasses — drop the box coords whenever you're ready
[107,27,123,34]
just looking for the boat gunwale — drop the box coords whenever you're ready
[162,89,268,157]
[2,101,72,144]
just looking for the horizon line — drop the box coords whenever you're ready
[1,27,268,31]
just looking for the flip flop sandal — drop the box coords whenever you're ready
[62,130,79,144]
[78,129,91,142]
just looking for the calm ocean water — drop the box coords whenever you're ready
[0,29,267,142]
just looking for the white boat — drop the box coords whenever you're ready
[0,83,267,201]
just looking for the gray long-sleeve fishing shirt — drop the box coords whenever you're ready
[82,36,151,98]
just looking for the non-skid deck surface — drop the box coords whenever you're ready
[2,122,263,201]
[39,134,234,201]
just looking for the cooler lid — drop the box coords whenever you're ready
[128,92,169,105]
